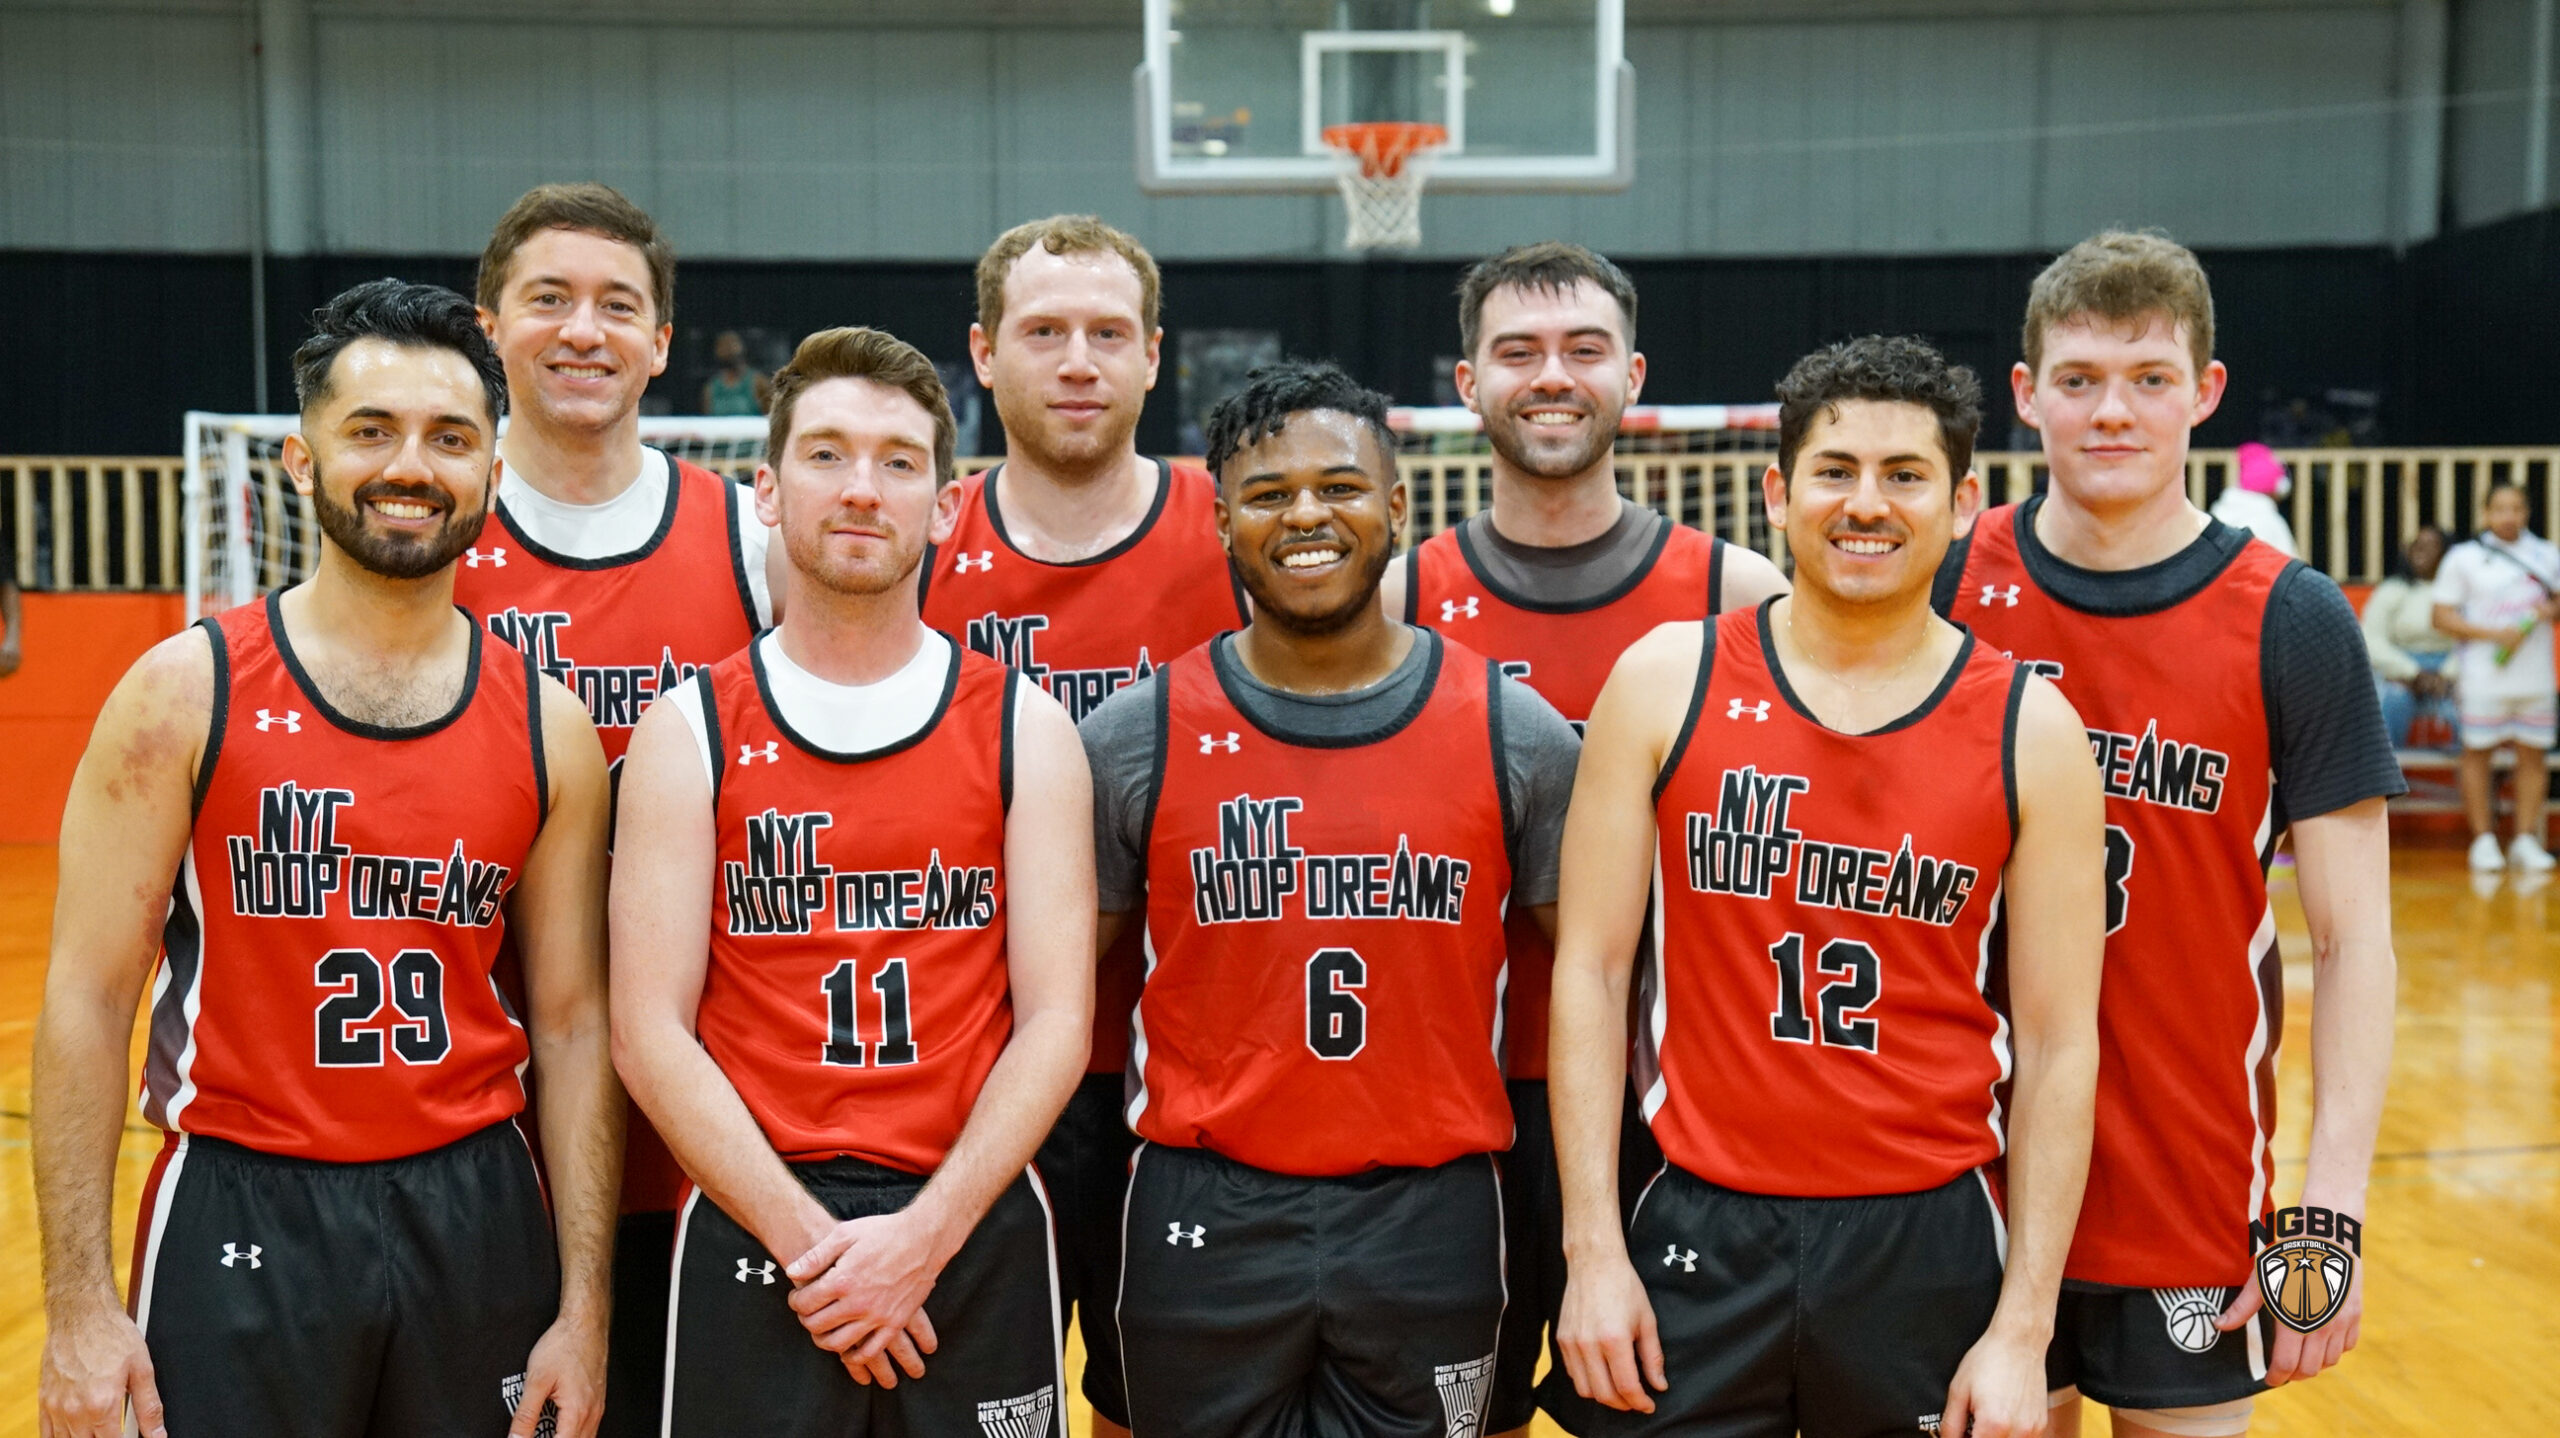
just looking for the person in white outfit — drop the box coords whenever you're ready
[2209,441,2299,557]
[2363,526,2460,749]
[2432,481,2560,872]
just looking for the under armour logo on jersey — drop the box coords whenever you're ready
[1978,583,2020,607]
[1199,732,1240,754]
[254,708,302,733]
[464,546,507,568]
[736,1258,777,1285]
[220,1242,262,1269]
[1167,1222,1206,1248]
[1663,1244,1697,1272]
[1726,699,1769,722]
[738,742,779,765]
[1441,596,1480,621]
[954,550,995,573]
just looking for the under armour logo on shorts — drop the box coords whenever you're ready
[736,1258,777,1284]
[220,1242,262,1268]
[1662,1244,1697,1272]
[1199,732,1240,754]
[1441,597,1480,621]
[1978,584,2020,607]
[464,547,507,567]
[254,708,302,733]
[1167,1222,1206,1248]
[1726,699,1768,722]
[738,741,779,765]
[954,550,995,573]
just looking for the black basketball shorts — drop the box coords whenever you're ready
[1033,1072,1141,1426]
[663,1159,1063,1437]
[1496,1080,1667,1433]
[1551,1165,2006,1438]
[2047,1280,2274,1412]
[599,1208,676,1438]
[1117,1143,1507,1438]
[130,1120,561,1438]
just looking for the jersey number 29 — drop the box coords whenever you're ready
[314,947,450,1066]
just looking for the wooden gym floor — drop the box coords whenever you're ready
[0,840,2548,1436]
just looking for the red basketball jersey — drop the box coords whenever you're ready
[1406,518,1726,1079]
[1957,502,2291,1286]
[1131,635,1515,1176]
[921,458,1247,1078]
[453,454,760,766]
[140,594,546,1162]
[694,640,1016,1174]
[453,453,760,1212]
[1647,606,2023,1197]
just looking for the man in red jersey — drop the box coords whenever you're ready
[1387,241,1790,1438]
[1079,361,1582,1437]
[1551,336,2103,1438]
[613,327,1093,1431]
[1936,232,2400,1438]
[36,280,617,1438]
[921,213,1245,1435]
[460,182,777,1434]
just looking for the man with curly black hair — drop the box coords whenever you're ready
[1077,360,1583,1437]
[1549,335,2104,1438]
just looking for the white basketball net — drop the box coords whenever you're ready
[1326,124,1444,251]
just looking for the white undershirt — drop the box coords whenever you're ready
[669,628,964,788]
[495,448,775,624]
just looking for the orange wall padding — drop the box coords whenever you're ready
[0,594,186,844]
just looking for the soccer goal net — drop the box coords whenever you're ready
[181,412,770,623]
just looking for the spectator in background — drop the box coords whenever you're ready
[2432,481,2560,873]
[0,498,19,678]
[2365,525,2457,748]
[2211,441,2299,556]
[700,329,765,415]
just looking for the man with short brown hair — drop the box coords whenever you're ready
[924,213,1245,1436]
[1939,229,2400,1438]
[463,180,778,1438]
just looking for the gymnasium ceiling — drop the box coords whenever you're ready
[30,0,2404,23]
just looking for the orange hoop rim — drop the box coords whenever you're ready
[1321,122,1449,180]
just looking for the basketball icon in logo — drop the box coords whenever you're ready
[2247,1204,2361,1334]
[2153,1287,2224,1353]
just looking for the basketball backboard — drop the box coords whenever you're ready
[1136,0,1631,192]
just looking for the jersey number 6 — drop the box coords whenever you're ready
[1306,947,1368,1060]
[314,948,451,1066]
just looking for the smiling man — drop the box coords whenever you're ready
[36,280,617,1438]
[1077,360,1580,1437]
[1549,335,2102,1438]
[458,182,778,1434]
[1937,231,2400,1438]
[611,327,1092,1434]
[921,214,1247,1434]
[1385,241,1790,1438]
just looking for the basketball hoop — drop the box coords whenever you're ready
[1322,122,1446,251]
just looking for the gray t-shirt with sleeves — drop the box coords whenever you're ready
[1080,629,1581,914]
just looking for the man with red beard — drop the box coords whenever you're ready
[921,214,1245,1436]
[1386,242,1789,1438]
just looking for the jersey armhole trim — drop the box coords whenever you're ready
[1138,666,1171,865]
[1401,547,1420,626]
[1487,659,1519,863]
[2000,664,2030,845]
[1000,668,1019,814]
[1932,531,1973,617]
[1706,535,1726,616]
[695,669,725,811]
[1652,622,1717,806]
[719,473,761,634]
[524,649,550,828]
[192,617,229,820]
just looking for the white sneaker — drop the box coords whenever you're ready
[2511,834,2557,873]
[2470,832,2508,871]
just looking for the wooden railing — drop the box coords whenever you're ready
[6,447,2554,594]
